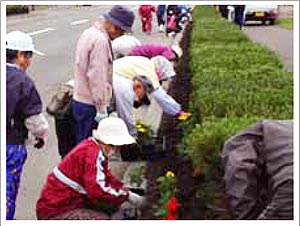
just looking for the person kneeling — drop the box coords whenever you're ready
[36,117,144,220]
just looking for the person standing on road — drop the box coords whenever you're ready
[6,30,49,220]
[234,5,246,30]
[156,5,166,32]
[139,5,156,34]
[72,5,135,144]
[36,117,144,220]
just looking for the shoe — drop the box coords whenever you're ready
[159,24,164,31]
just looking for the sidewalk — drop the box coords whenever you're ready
[243,25,293,72]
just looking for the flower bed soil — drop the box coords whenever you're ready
[140,22,233,220]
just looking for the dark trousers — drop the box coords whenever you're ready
[157,13,165,26]
[55,116,76,158]
[235,6,245,29]
[72,100,97,144]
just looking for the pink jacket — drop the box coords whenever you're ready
[36,138,129,219]
[129,44,176,61]
[73,22,113,112]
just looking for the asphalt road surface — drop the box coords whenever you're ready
[243,23,293,72]
[7,5,172,219]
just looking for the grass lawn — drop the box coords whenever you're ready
[178,6,293,218]
[277,18,293,30]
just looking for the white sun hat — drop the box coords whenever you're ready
[92,117,136,146]
[6,30,44,56]
[171,45,183,58]
[112,35,141,59]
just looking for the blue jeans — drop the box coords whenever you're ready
[6,144,27,220]
[235,7,245,29]
[72,100,97,144]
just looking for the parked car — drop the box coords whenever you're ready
[227,5,278,25]
[6,5,29,15]
[218,5,229,18]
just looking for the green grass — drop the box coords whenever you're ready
[180,116,258,177]
[177,6,294,218]
[277,18,294,30]
[189,6,293,121]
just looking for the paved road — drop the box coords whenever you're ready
[243,24,293,72]
[7,5,173,219]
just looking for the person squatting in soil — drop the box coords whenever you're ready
[223,120,293,219]
[6,30,49,220]
[36,117,145,220]
[72,5,135,144]
[112,56,191,138]
[112,34,183,62]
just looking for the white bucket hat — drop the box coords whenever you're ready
[171,45,183,58]
[6,30,44,56]
[112,35,141,58]
[92,117,136,146]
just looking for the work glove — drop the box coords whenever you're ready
[176,111,192,121]
[128,191,144,208]
[95,109,108,123]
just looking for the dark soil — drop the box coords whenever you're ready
[140,23,205,220]
[139,22,233,220]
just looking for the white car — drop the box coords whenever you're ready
[228,5,278,25]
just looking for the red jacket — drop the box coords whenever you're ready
[36,138,129,219]
[139,5,156,18]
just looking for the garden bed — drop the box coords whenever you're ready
[140,5,293,220]
[140,21,222,220]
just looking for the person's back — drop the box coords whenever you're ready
[222,120,293,219]
[113,56,160,89]
[7,66,42,144]
[157,5,166,15]
[73,24,112,108]
[129,44,176,61]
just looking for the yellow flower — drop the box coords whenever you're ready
[166,171,175,178]
[138,128,146,133]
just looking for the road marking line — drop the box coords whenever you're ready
[71,19,90,25]
[27,28,55,36]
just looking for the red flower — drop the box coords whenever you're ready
[164,197,180,220]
